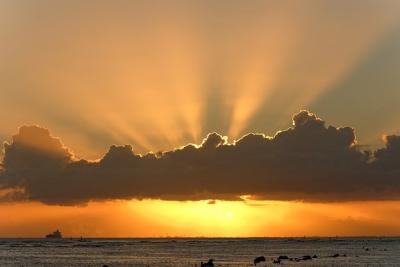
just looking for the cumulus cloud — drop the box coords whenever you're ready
[1,111,400,205]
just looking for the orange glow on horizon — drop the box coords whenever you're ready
[1,199,400,238]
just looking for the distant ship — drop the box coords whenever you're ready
[45,230,62,239]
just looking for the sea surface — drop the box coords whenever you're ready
[0,237,399,266]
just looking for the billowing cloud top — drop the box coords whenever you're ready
[1,111,400,205]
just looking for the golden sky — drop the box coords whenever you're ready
[2,200,400,238]
[1,0,400,237]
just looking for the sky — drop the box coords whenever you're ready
[1,0,400,237]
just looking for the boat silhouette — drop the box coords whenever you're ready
[45,230,62,239]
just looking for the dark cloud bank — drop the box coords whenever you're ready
[1,111,400,205]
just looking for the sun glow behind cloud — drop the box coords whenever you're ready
[1,1,400,159]
[2,0,400,237]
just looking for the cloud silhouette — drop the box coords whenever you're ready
[1,111,400,205]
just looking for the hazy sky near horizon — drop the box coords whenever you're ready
[2,0,400,237]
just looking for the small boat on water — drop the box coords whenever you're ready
[45,230,62,239]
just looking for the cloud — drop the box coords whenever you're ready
[1,111,400,205]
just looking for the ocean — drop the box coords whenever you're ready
[0,238,399,266]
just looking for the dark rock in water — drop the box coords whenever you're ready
[343,254,347,257]
[312,255,318,258]
[332,253,340,258]
[201,259,214,267]
[254,256,266,265]
[272,258,281,264]
[365,248,369,251]
[102,265,108,267]
[278,255,289,260]
[302,255,312,260]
